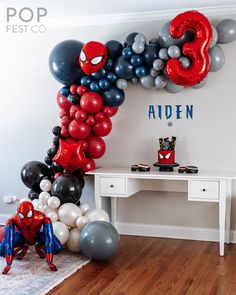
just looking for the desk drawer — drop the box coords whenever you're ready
[188,180,219,201]
[100,177,126,196]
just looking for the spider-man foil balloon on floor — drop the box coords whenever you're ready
[0,201,62,274]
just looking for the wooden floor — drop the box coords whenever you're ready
[49,235,236,295]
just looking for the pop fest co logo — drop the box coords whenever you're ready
[5,7,47,33]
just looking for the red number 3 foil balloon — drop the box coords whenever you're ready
[166,10,212,86]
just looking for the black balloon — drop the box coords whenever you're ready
[21,161,50,190]
[52,162,64,173]
[51,174,82,205]
[47,147,58,158]
[114,56,134,79]
[142,44,160,67]
[52,136,60,148]
[49,40,84,85]
[105,40,124,59]
[102,87,125,107]
[52,126,61,136]
[45,155,52,165]
[28,190,39,201]
[124,32,138,48]
[73,170,85,188]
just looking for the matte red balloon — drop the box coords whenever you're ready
[79,158,96,174]
[94,112,105,122]
[57,91,72,111]
[69,120,91,140]
[80,92,103,114]
[70,84,78,94]
[59,110,68,118]
[75,110,88,122]
[61,115,71,127]
[77,86,87,96]
[61,127,70,138]
[70,105,81,118]
[102,105,118,117]
[92,117,112,137]
[85,135,106,159]
[86,115,96,126]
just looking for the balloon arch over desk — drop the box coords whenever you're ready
[21,10,236,204]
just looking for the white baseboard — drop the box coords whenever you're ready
[117,222,236,243]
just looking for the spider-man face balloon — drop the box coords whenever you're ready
[17,201,35,227]
[78,41,108,75]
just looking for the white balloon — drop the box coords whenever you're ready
[47,211,58,222]
[39,179,52,192]
[85,209,109,223]
[32,199,39,205]
[44,206,58,217]
[79,203,90,215]
[48,196,61,209]
[76,216,89,230]
[66,228,81,253]
[39,192,51,205]
[58,203,82,227]
[52,221,69,245]
[33,202,44,213]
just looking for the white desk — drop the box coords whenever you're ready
[87,167,236,256]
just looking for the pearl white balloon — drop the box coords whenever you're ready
[47,211,58,222]
[79,203,90,215]
[44,206,58,217]
[39,192,51,205]
[39,179,52,192]
[52,221,69,245]
[66,228,81,253]
[48,196,61,209]
[32,199,39,205]
[58,203,82,227]
[76,216,89,230]
[33,202,44,213]
[85,209,109,223]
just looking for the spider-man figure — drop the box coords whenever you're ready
[0,201,62,274]
[78,41,108,75]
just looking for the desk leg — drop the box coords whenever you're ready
[111,197,117,228]
[219,180,226,256]
[225,180,232,244]
[94,175,102,210]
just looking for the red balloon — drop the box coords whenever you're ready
[80,92,103,114]
[78,158,96,174]
[86,115,96,126]
[166,10,212,86]
[70,105,81,118]
[54,172,62,179]
[69,120,91,140]
[61,127,70,138]
[77,86,87,96]
[57,91,72,111]
[102,105,118,117]
[75,110,88,122]
[85,135,106,159]
[92,117,112,137]
[61,115,71,127]
[70,84,78,94]
[59,110,68,118]
[94,111,105,122]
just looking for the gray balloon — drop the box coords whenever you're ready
[192,77,208,89]
[131,77,139,84]
[116,78,128,89]
[155,75,167,88]
[209,44,225,72]
[80,221,119,261]
[168,45,181,58]
[179,56,191,68]
[153,59,165,70]
[132,41,145,54]
[159,48,169,61]
[216,19,236,44]
[134,33,146,44]
[150,68,160,77]
[140,75,155,89]
[158,21,195,47]
[210,26,218,48]
[165,79,183,93]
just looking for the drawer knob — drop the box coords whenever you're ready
[202,188,206,192]
[110,184,114,188]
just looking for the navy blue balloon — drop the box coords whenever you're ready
[122,48,133,59]
[114,56,134,79]
[91,69,106,80]
[60,86,70,97]
[130,54,143,67]
[102,87,125,107]
[99,78,110,90]
[135,66,148,78]
[90,81,100,92]
[107,72,118,83]
[142,44,160,67]
[124,32,138,48]
[68,94,80,104]
[49,40,84,85]
[105,59,114,71]
[105,40,124,59]
[81,76,92,86]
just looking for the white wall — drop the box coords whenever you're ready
[0,1,236,236]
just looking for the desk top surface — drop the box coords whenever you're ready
[86,167,236,180]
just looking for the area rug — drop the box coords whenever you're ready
[0,250,90,295]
